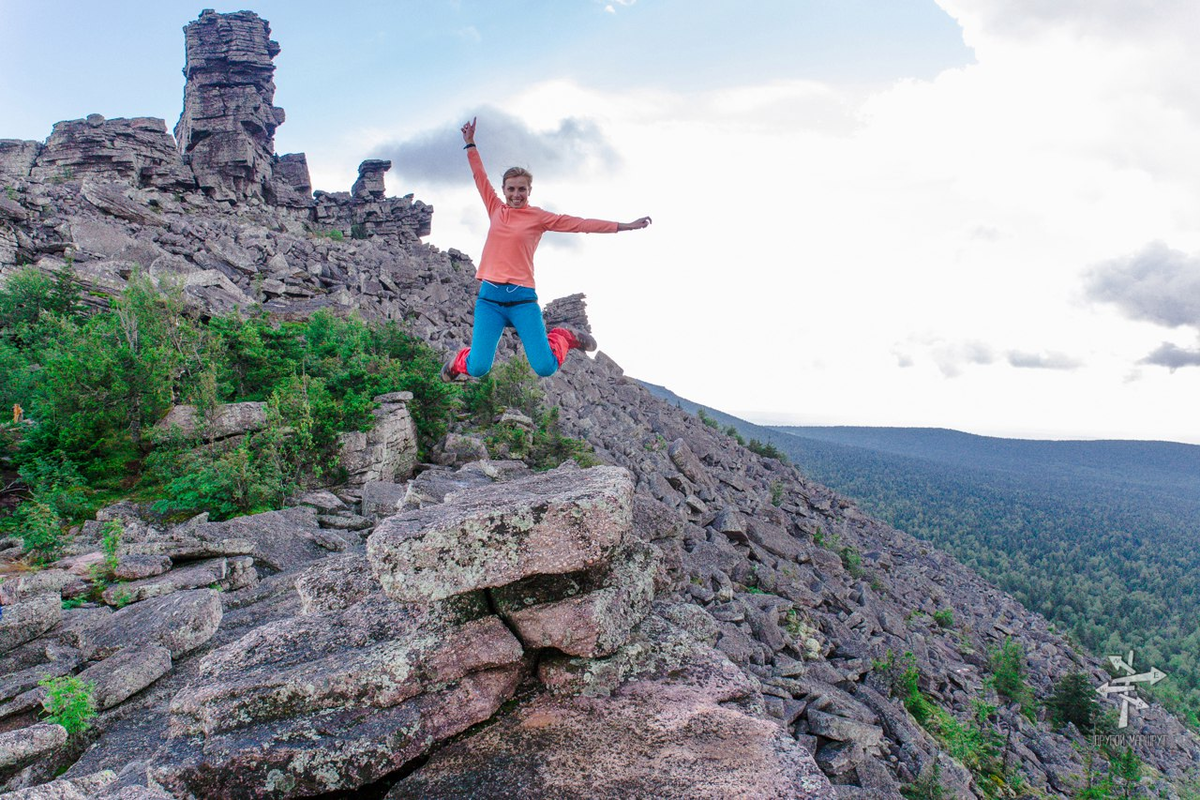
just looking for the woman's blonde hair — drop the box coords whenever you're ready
[502,166,533,185]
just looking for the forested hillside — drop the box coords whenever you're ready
[641,384,1200,731]
[771,430,1200,729]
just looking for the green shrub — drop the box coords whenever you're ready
[2,498,65,562]
[926,701,1004,786]
[2,273,454,523]
[100,519,122,574]
[466,360,597,471]
[989,637,1036,720]
[1048,672,1101,733]
[933,609,955,629]
[697,408,719,429]
[39,675,96,734]
[770,480,785,506]
[747,437,789,463]
[874,650,932,723]
[840,545,864,578]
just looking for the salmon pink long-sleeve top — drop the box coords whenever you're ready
[468,147,618,288]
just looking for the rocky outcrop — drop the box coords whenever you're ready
[368,465,634,603]
[0,139,44,181]
[151,401,267,442]
[337,391,419,486]
[29,115,194,191]
[174,9,287,202]
[150,593,525,797]
[313,158,433,243]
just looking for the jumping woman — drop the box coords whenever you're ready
[442,117,652,381]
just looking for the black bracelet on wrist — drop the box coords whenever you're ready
[463,143,476,149]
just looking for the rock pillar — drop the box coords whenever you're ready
[174,9,285,202]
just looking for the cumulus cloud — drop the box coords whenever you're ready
[1085,241,1200,328]
[931,340,994,378]
[1141,341,1200,371]
[383,107,619,185]
[1006,350,1082,370]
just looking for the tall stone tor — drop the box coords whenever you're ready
[173,8,307,203]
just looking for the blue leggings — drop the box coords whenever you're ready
[466,282,559,378]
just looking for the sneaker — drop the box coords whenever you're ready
[562,327,597,352]
[441,347,470,382]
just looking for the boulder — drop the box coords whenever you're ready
[337,392,418,485]
[0,722,68,771]
[388,670,832,799]
[398,463,508,509]
[0,595,61,655]
[432,433,489,466]
[151,402,267,441]
[112,554,172,582]
[101,558,226,606]
[294,554,378,614]
[369,465,633,603]
[150,594,524,798]
[87,589,222,659]
[0,571,83,605]
[361,480,407,519]
[80,181,166,226]
[538,608,755,701]
[668,438,712,488]
[1,769,120,799]
[491,539,658,657]
[75,645,173,710]
[188,506,338,572]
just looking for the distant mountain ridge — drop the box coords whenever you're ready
[771,425,1200,502]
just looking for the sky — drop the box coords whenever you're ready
[3,1,1200,444]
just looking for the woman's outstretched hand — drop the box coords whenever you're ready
[618,216,652,231]
[461,117,476,146]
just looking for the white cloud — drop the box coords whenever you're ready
[1085,242,1200,329]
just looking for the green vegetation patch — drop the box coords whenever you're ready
[0,269,457,538]
[39,675,96,734]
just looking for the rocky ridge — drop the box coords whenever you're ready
[2,8,1200,799]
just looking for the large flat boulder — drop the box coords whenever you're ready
[369,465,634,603]
[87,589,222,659]
[389,669,831,800]
[149,593,524,798]
[75,645,173,710]
[189,506,344,572]
[0,722,67,771]
[0,595,62,655]
[101,558,226,606]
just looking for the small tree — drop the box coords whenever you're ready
[39,675,96,734]
[989,637,1036,720]
[1048,672,1101,733]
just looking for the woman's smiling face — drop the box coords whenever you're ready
[503,175,531,208]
